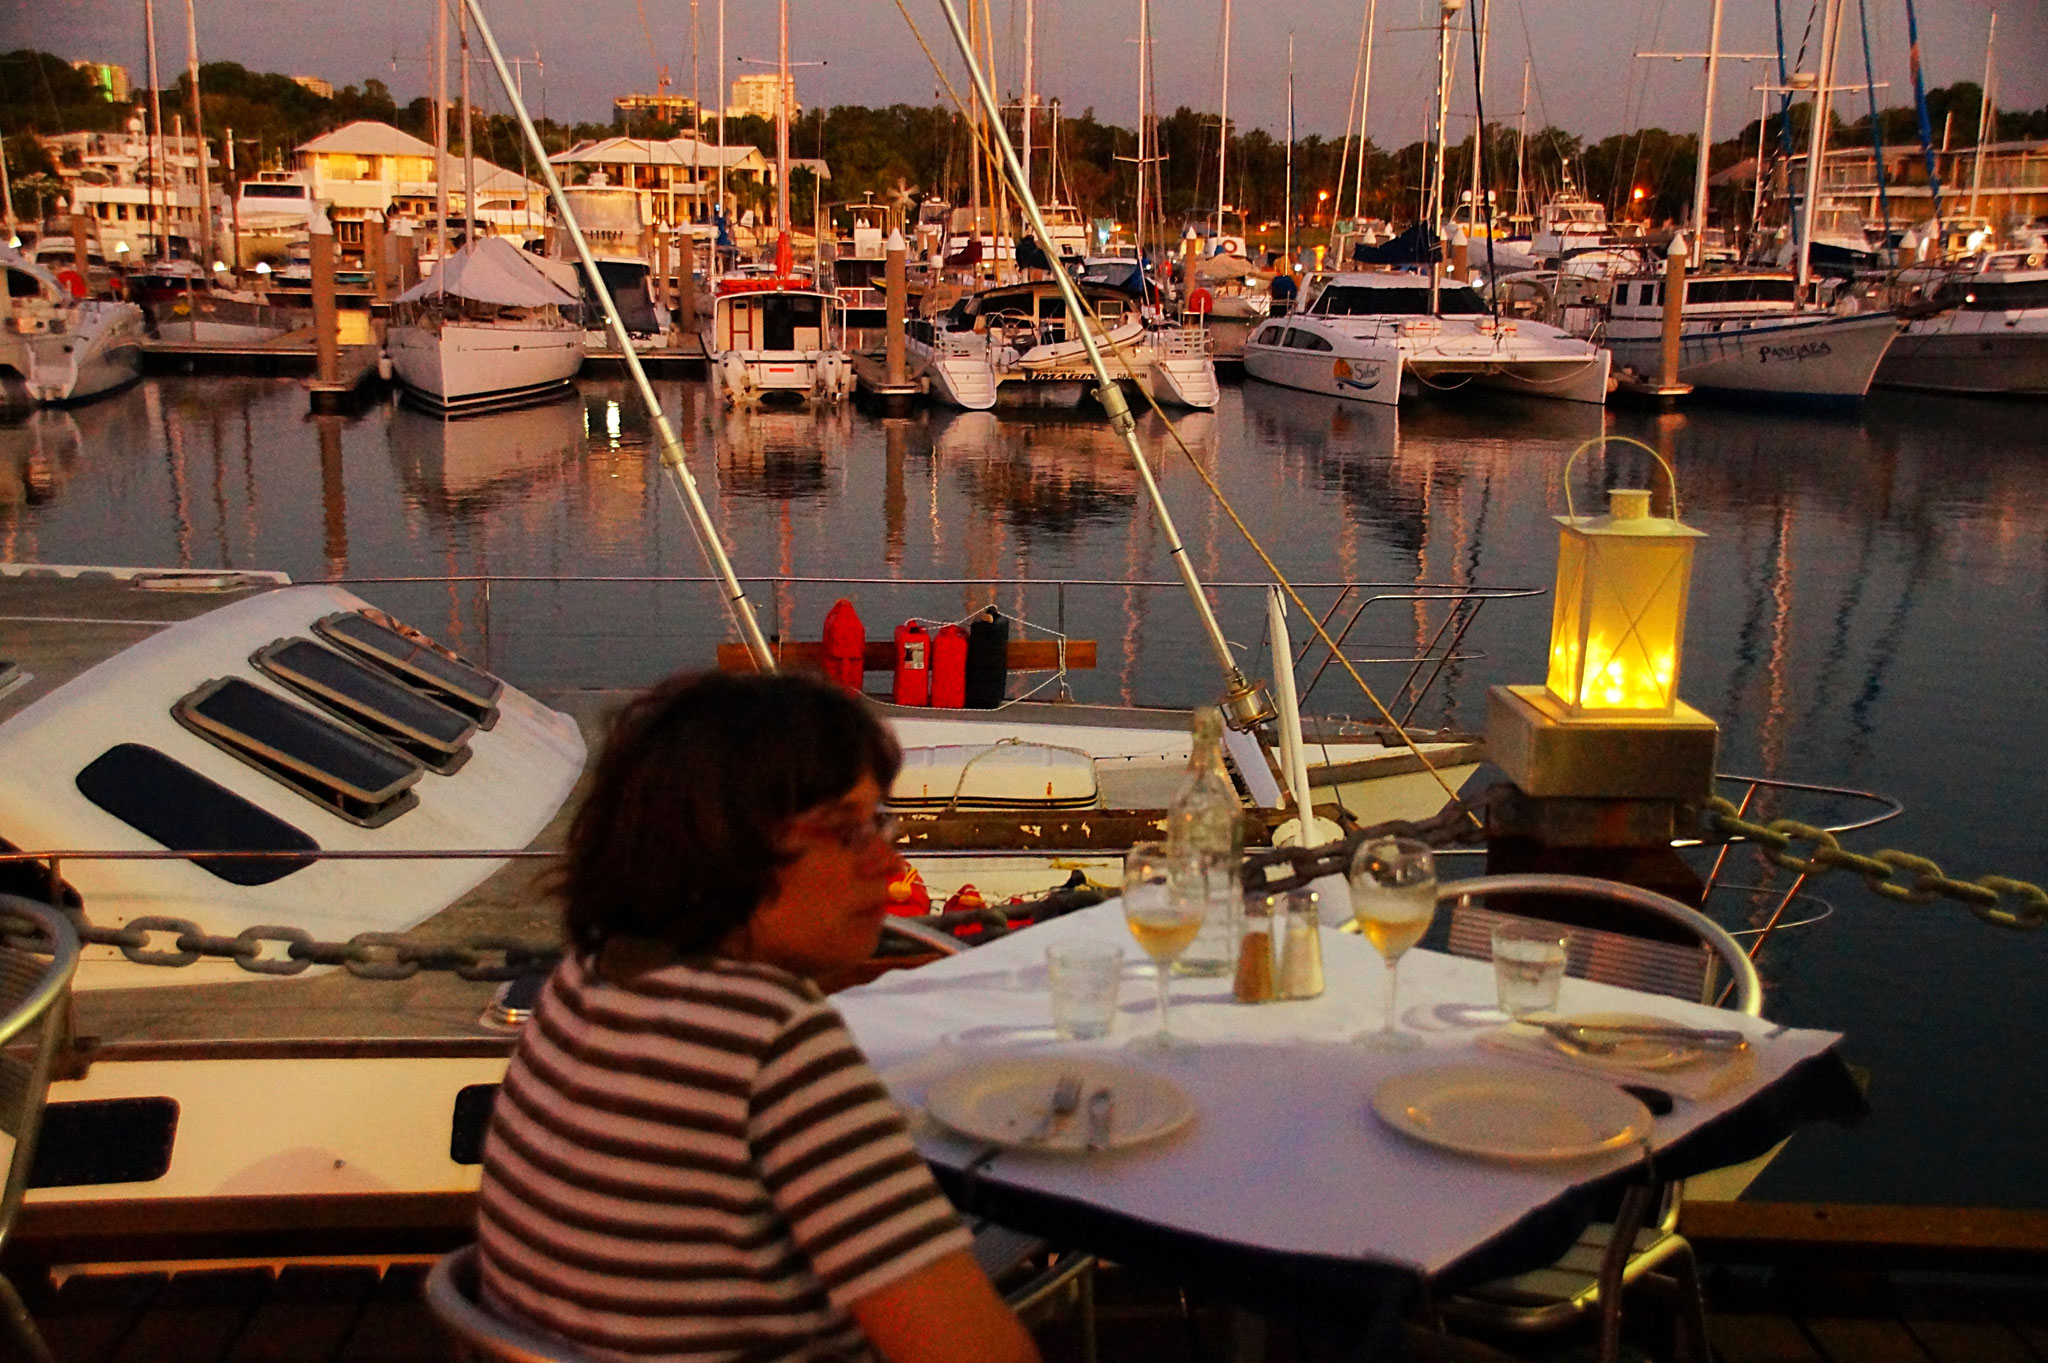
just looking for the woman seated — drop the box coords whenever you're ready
[476,671,1041,1363]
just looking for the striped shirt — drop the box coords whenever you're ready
[477,947,971,1362]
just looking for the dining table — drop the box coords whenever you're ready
[833,897,1866,1357]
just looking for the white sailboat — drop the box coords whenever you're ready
[386,236,585,414]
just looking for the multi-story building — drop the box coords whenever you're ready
[43,118,213,259]
[296,120,551,263]
[70,61,132,103]
[726,73,797,123]
[292,76,336,100]
[614,92,700,130]
[548,135,769,226]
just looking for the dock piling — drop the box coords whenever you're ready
[1660,235,1687,392]
[886,228,907,387]
[311,209,339,388]
[366,215,387,306]
[678,230,696,332]
[71,215,90,285]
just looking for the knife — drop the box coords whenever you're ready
[1084,1086,1114,1151]
[1536,1018,1749,1051]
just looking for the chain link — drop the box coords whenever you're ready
[1702,797,2048,931]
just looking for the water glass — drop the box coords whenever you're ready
[1492,920,1569,1018]
[1046,943,1124,1040]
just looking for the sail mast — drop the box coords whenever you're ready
[1215,0,1229,236]
[460,0,475,247]
[1968,11,1995,223]
[182,0,212,267]
[1514,58,1528,219]
[1793,0,1842,297]
[1354,0,1378,218]
[143,0,166,258]
[1022,0,1034,199]
[1688,0,1724,232]
[1283,32,1293,264]
[776,0,790,241]
[434,0,449,270]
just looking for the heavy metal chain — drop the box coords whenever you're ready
[1701,796,2048,931]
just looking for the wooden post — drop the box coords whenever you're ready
[1660,234,1687,392]
[677,228,697,330]
[885,227,907,386]
[366,214,387,305]
[311,208,339,386]
[656,226,671,332]
[1449,224,1468,283]
[395,219,419,294]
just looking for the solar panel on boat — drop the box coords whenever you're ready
[172,677,422,827]
[312,611,502,727]
[254,637,476,774]
[75,743,319,885]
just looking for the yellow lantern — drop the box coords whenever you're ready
[1544,487,1703,717]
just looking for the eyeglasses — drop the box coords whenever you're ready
[791,809,901,852]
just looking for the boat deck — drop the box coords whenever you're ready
[19,1255,2048,1362]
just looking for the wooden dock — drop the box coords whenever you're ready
[578,334,706,374]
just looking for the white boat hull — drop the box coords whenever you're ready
[0,302,145,408]
[386,320,585,414]
[1607,311,1899,398]
[1875,311,2048,397]
[1246,319,1607,407]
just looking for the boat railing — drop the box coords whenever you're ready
[323,573,1543,722]
[1151,323,1212,358]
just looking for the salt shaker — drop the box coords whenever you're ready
[1279,887,1325,1000]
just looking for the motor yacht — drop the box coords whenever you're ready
[0,246,144,409]
[1874,248,2048,397]
[1243,271,1610,406]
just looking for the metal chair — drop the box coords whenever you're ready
[1429,875,1761,1363]
[424,1246,596,1363]
[0,895,82,1363]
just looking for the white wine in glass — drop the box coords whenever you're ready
[1123,842,1201,1048]
[1349,836,1437,1048]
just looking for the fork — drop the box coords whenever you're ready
[1022,1073,1086,1144]
[1533,1018,1748,1052]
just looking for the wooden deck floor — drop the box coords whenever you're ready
[22,1259,2048,1363]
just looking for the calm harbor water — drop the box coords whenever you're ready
[5,374,2046,1209]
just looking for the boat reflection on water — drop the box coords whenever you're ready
[388,394,587,521]
[718,403,856,501]
[0,410,84,517]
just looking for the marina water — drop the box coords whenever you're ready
[4,375,2045,1209]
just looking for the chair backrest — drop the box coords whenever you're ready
[1436,874,1761,1015]
[0,895,79,1258]
[425,1245,599,1363]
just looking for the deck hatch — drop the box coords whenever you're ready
[253,637,476,774]
[29,1098,179,1187]
[313,611,503,727]
[75,743,319,884]
[172,677,422,828]
[450,1084,499,1164]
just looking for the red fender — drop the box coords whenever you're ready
[1186,286,1215,315]
[56,269,89,300]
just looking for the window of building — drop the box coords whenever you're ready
[172,677,423,827]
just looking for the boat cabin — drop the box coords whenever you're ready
[713,281,842,354]
[944,283,1133,343]
[1610,273,1800,320]
[1298,273,1490,319]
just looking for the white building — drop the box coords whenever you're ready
[549,136,768,225]
[296,120,551,262]
[44,117,215,260]
[727,73,798,122]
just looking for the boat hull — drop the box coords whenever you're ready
[0,302,145,408]
[1608,311,1899,399]
[1874,316,2048,397]
[386,321,585,415]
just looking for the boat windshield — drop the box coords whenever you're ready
[1949,279,2048,310]
[1311,285,1488,317]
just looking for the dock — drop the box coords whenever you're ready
[578,332,706,374]
[139,336,326,377]
[850,350,927,405]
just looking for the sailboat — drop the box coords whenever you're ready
[703,0,854,405]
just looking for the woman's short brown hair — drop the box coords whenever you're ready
[557,670,901,955]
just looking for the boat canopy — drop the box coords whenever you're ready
[397,237,577,309]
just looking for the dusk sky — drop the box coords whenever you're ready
[22,0,2047,152]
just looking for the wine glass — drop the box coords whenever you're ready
[1122,842,1203,1048]
[1348,836,1437,1048]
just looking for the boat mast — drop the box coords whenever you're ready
[460,0,475,246]
[463,0,774,671]
[776,0,790,243]
[144,0,166,258]
[1688,0,1724,234]
[1902,0,1942,254]
[930,0,1267,716]
[1022,0,1034,199]
[1467,0,1487,230]
[1135,0,1149,261]
[1793,0,1842,298]
[1354,0,1377,219]
[182,0,212,267]
[1334,4,1365,227]
[1283,32,1292,264]
[1429,0,1459,312]
[434,0,449,270]
[1968,11,1995,224]
[716,0,725,259]
[1214,0,1230,237]
[1514,58,1528,220]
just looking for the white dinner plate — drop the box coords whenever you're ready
[926,1055,1194,1154]
[1545,1011,1706,1071]
[1372,1064,1653,1163]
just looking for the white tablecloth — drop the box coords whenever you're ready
[833,900,1841,1278]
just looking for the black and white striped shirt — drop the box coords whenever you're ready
[477,948,970,1361]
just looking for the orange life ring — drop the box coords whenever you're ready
[1186,286,1215,315]
[56,269,89,300]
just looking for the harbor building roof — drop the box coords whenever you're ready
[550,136,767,174]
[298,121,439,159]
